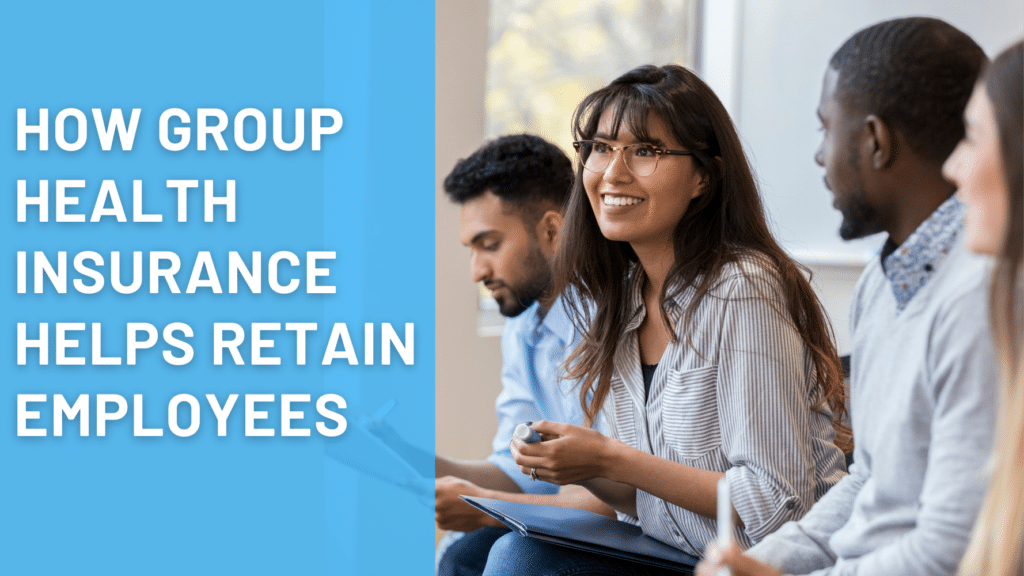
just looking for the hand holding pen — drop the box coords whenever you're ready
[695,544,781,576]
[510,420,626,485]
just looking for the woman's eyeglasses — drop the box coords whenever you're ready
[572,140,694,177]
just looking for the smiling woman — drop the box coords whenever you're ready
[480,64,852,575]
[577,116,704,252]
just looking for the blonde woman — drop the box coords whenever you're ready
[942,40,1024,576]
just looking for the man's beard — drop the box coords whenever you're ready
[492,247,552,318]
[835,135,884,241]
[837,187,883,241]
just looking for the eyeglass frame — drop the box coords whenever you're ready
[572,140,696,177]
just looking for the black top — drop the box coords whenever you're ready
[642,363,658,402]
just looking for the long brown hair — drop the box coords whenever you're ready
[960,41,1023,576]
[553,65,851,450]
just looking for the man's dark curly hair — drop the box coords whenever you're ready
[443,134,573,223]
[829,17,987,166]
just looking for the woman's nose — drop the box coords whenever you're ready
[602,148,633,183]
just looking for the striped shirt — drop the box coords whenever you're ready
[602,254,847,556]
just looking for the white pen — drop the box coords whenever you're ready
[717,476,733,576]
[514,422,543,443]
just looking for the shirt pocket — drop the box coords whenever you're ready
[660,365,720,460]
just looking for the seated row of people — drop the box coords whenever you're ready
[436,16,1023,576]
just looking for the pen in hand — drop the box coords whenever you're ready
[514,422,543,443]
[717,477,733,576]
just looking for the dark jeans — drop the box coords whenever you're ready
[438,527,512,576]
[480,532,692,576]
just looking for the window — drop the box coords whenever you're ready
[479,0,702,335]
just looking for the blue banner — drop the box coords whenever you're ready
[0,2,436,574]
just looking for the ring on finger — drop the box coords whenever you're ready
[530,468,538,481]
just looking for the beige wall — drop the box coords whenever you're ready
[435,1,501,465]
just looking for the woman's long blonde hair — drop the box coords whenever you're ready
[959,41,1023,576]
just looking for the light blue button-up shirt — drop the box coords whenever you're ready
[436,294,604,569]
[485,293,603,493]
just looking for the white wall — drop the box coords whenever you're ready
[718,0,1022,354]
[725,0,1023,264]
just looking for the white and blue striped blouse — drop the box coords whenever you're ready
[602,253,847,556]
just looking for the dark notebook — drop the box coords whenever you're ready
[462,496,698,574]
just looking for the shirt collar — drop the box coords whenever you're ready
[542,293,576,344]
[881,194,965,311]
[523,293,576,346]
[624,264,649,333]
[622,264,688,333]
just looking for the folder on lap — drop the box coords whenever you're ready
[462,496,698,574]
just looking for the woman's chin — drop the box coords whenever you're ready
[595,222,637,244]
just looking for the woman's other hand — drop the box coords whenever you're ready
[695,543,782,576]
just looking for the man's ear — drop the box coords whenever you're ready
[535,210,563,257]
[864,114,899,170]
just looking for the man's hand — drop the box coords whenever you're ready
[696,543,783,576]
[435,476,503,532]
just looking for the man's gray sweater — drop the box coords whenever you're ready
[748,201,998,576]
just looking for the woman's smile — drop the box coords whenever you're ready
[601,194,644,207]
[584,110,703,253]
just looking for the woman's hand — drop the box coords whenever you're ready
[510,420,626,485]
[695,543,782,576]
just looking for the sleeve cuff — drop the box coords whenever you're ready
[726,465,802,543]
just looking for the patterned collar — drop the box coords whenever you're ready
[881,195,965,311]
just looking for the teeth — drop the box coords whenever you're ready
[603,195,643,206]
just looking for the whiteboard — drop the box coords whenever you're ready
[704,0,1023,265]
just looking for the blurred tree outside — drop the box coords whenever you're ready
[477,0,700,324]
[486,0,700,155]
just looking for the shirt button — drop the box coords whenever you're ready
[785,500,797,510]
